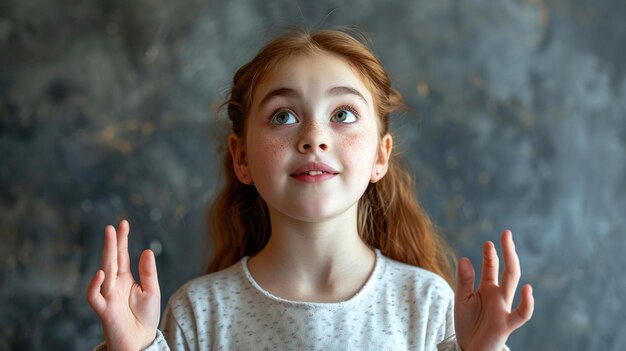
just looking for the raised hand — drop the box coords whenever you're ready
[86,220,161,350]
[454,230,534,351]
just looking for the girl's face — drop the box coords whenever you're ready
[229,52,392,223]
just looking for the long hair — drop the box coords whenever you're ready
[206,28,456,287]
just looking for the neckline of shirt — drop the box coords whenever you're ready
[240,248,383,308]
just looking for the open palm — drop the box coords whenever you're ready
[86,220,161,350]
[454,230,534,351]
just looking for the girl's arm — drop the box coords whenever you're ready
[453,230,534,351]
[86,220,162,350]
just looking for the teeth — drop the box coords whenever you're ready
[306,171,325,176]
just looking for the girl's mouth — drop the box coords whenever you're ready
[303,171,328,176]
[290,162,339,183]
[290,162,339,176]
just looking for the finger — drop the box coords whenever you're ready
[138,249,160,294]
[86,270,107,315]
[116,220,131,275]
[479,241,499,289]
[455,257,475,303]
[101,225,118,294]
[500,230,521,306]
[507,284,534,330]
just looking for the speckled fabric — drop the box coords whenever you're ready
[144,249,465,351]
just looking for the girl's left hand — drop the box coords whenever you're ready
[454,230,534,351]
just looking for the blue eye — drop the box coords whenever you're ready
[271,110,298,125]
[331,109,357,123]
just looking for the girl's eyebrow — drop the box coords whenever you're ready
[257,86,369,108]
[258,88,297,108]
[328,86,369,106]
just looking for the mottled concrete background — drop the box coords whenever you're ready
[1,0,625,350]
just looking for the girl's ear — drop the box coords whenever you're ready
[371,133,393,183]
[228,133,253,184]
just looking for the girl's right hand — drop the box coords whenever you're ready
[86,220,161,350]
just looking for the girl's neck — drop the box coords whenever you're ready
[247,204,376,303]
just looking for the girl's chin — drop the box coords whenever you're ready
[272,203,359,224]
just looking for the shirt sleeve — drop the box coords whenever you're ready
[436,292,460,351]
[150,298,193,351]
[91,329,170,351]
[437,336,512,351]
[437,334,463,351]
[143,329,172,351]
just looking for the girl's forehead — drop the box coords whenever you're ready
[253,52,374,100]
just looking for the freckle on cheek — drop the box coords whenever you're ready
[261,138,288,162]
[342,134,369,162]
[345,134,360,144]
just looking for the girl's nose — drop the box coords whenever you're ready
[297,123,330,153]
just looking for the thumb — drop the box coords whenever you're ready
[507,284,535,330]
[138,249,160,294]
[456,257,475,303]
[86,270,107,315]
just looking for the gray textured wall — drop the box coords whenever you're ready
[1,0,625,350]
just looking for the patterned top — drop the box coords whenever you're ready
[142,249,466,351]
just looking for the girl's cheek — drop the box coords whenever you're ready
[340,133,377,164]
[256,136,292,164]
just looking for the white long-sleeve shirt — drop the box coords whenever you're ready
[141,249,467,350]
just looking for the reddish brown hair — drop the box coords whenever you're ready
[206,28,456,287]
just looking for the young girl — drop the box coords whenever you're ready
[87,28,533,350]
